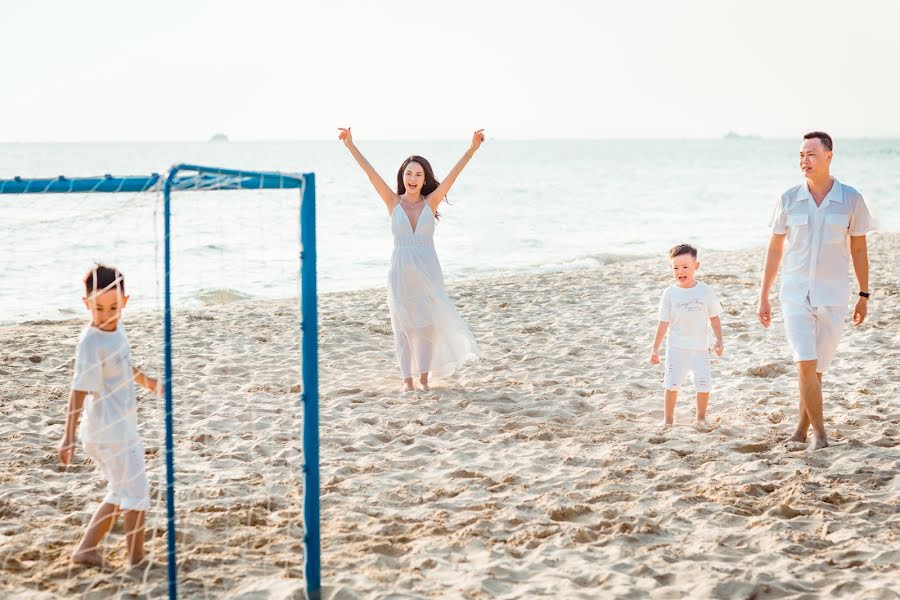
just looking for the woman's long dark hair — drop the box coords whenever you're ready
[396,155,444,220]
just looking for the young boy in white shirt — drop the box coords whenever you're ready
[650,244,724,425]
[58,264,162,567]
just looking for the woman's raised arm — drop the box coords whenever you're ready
[339,127,398,212]
[425,129,485,211]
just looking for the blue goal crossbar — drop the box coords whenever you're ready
[0,165,321,600]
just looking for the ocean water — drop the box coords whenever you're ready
[1,139,898,324]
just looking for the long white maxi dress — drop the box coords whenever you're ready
[387,203,480,378]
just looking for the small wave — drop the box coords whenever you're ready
[581,252,650,265]
[182,243,227,255]
[445,251,653,284]
[3,308,82,326]
[195,289,252,305]
[18,318,82,326]
[539,252,651,272]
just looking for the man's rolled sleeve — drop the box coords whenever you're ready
[849,193,877,236]
[770,195,789,234]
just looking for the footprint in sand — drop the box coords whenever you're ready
[732,442,771,454]
[369,543,407,557]
[745,363,791,378]
[518,324,545,334]
[768,412,786,424]
[548,505,593,523]
[767,503,805,519]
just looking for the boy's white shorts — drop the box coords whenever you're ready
[84,440,150,511]
[664,347,712,393]
[782,297,845,373]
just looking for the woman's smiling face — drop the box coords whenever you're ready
[403,161,425,196]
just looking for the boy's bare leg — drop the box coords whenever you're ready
[789,371,822,443]
[664,390,678,425]
[402,377,415,392]
[72,502,120,566]
[695,392,710,422]
[419,372,430,392]
[123,510,146,566]
[794,360,828,449]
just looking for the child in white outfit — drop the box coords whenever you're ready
[58,264,162,568]
[650,244,724,425]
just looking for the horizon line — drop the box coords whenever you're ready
[3,135,900,144]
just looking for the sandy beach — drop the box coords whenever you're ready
[1,234,898,599]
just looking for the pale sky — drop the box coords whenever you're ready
[2,0,899,141]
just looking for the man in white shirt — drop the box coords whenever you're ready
[758,131,875,450]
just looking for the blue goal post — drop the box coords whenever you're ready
[0,165,321,600]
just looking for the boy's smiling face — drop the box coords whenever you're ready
[83,287,128,331]
[670,253,700,288]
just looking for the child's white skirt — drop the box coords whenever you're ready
[664,347,712,393]
[84,440,150,511]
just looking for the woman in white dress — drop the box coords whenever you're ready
[339,127,483,391]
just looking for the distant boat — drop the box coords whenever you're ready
[209,133,229,143]
[723,131,761,140]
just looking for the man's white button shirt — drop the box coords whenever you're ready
[770,179,876,307]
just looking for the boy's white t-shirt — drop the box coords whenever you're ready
[657,281,723,351]
[72,325,140,445]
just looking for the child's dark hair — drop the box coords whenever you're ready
[84,264,125,295]
[669,244,698,260]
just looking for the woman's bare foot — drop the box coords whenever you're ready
[129,554,147,569]
[419,375,430,392]
[788,430,807,443]
[786,432,808,451]
[403,378,415,392]
[812,435,829,450]
[72,549,105,568]
[694,419,715,432]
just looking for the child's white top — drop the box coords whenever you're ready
[657,281,723,351]
[72,324,140,445]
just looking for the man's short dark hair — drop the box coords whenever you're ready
[84,264,125,295]
[803,131,833,152]
[669,244,698,260]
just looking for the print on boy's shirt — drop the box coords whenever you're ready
[674,299,705,313]
[657,282,723,351]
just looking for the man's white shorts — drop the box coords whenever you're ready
[782,297,846,373]
[664,347,712,393]
[84,440,150,511]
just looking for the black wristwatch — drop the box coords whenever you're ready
[859,291,871,299]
